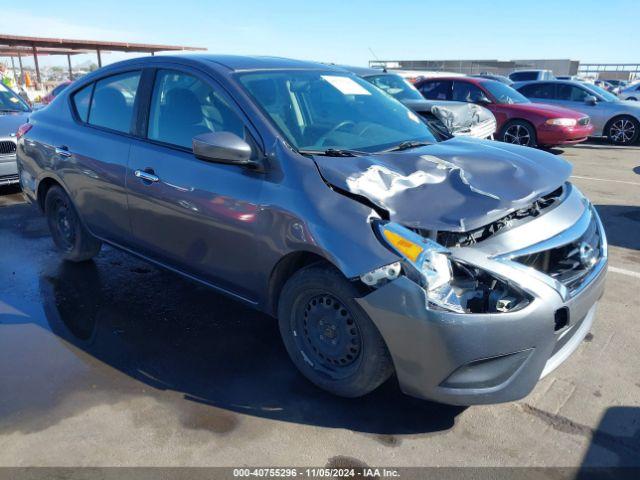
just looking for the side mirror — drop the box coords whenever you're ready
[477,95,492,105]
[193,132,253,166]
[584,95,598,106]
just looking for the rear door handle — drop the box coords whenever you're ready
[134,169,160,183]
[55,145,72,158]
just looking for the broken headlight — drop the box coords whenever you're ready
[373,222,530,314]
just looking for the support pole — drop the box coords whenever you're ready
[97,49,102,68]
[67,54,73,80]
[10,56,17,84]
[17,53,24,85]
[32,45,41,84]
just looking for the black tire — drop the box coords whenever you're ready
[606,115,640,145]
[499,119,537,148]
[45,185,102,262]
[278,265,393,397]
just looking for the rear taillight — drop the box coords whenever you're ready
[16,123,33,140]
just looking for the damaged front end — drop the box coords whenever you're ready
[363,221,532,315]
[353,180,607,405]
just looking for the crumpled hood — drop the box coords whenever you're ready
[313,137,572,232]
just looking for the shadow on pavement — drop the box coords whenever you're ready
[27,259,463,435]
[577,406,640,476]
[594,204,640,251]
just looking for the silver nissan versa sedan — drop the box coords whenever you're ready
[16,55,607,405]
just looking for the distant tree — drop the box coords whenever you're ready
[88,63,98,72]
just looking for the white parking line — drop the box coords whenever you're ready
[570,175,640,187]
[609,266,640,279]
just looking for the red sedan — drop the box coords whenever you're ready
[414,76,594,148]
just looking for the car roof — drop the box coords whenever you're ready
[416,76,489,85]
[90,54,342,73]
[514,79,589,86]
[336,65,392,77]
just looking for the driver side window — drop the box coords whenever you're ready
[147,69,245,149]
[557,85,589,102]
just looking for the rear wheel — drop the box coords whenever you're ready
[45,186,102,262]
[500,120,537,147]
[606,115,640,145]
[278,265,393,397]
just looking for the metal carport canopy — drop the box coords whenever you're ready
[0,34,206,83]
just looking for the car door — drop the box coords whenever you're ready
[126,67,264,302]
[56,70,143,244]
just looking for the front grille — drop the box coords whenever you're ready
[0,140,17,155]
[514,214,602,294]
[578,117,590,126]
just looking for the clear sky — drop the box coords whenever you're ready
[3,0,639,69]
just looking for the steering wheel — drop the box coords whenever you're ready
[317,121,356,146]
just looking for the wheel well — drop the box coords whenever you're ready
[267,251,333,316]
[502,118,534,131]
[604,114,639,134]
[36,177,61,211]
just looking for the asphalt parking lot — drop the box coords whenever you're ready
[0,139,639,468]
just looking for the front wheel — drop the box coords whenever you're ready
[45,186,102,262]
[278,265,393,397]
[607,115,640,145]
[500,120,537,147]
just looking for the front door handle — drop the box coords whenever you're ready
[55,145,72,158]
[134,169,160,183]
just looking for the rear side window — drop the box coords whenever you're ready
[510,72,537,81]
[88,71,141,133]
[419,80,451,100]
[72,84,93,122]
[519,83,555,99]
[147,69,245,149]
[452,82,486,102]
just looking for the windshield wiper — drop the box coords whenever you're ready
[299,148,365,157]
[381,140,432,153]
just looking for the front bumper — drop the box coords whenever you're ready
[537,123,595,146]
[357,185,607,405]
[0,154,19,185]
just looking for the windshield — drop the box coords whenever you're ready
[585,84,619,102]
[365,74,424,101]
[0,83,30,112]
[237,70,436,153]
[482,80,530,104]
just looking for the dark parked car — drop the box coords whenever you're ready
[17,55,607,405]
[414,76,594,148]
[1,82,31,186]
[514,80,640,144]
